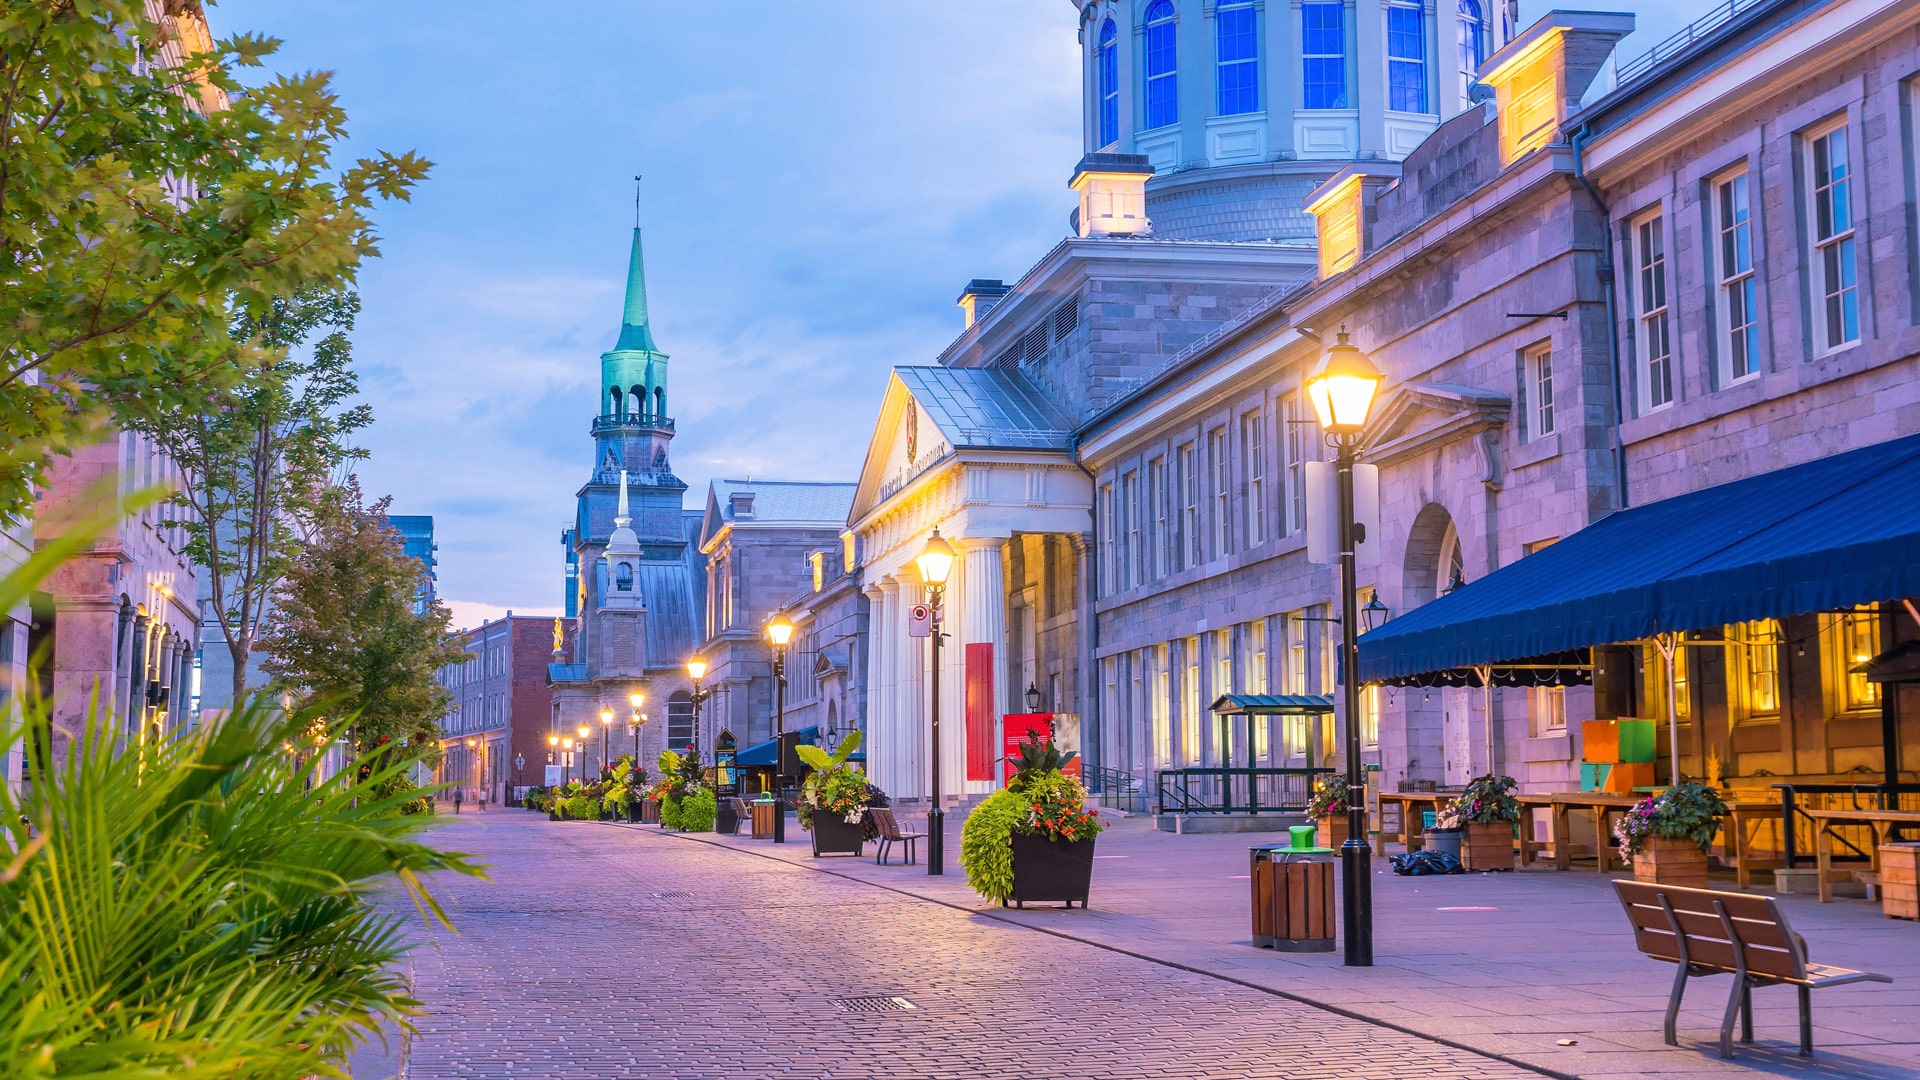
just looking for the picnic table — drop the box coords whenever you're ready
[1806,808,1920,902]
[1373,791,1456,856]
[1516,793,1640,872]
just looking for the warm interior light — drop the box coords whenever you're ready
[1304,329,1383,435]
[686,655,709,681]
[766,613,795,647]
[916,528,957,587]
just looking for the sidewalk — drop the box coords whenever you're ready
[607,812,1920,1080]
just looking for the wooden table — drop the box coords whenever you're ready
[1516,793,1641,872]
[1374,792,1455,856]
[1807,808,1920,902]
[1725,801,1786,889]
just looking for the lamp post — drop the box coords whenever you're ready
[915,528,957,876]
[514,752,525,804]
[685,657,708,757]
[1025,682,1043,713]
[1305,327,1385,969]
[465,737,478,807]
[576,724,591,784]
[548,733,559,771]
[764,617,794,843]
[561,738,575,785]
[628,690,645,764]
[598,707,614,777]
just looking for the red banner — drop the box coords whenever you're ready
[1002,712,1052,785]
[964,643,996,781]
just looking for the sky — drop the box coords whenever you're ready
[213,1,1719,631]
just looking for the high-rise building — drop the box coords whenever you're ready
[386,515,438,614]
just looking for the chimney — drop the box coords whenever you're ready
[957,279,1011,329]
[729,491,755,519]
[1479,11,1635,166]
[1069,153,1155,239]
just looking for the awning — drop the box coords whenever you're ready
[1209,694,1335,715]
[1359,433,1920,684]
[734,727,865,767]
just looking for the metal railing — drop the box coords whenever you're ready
[1156,767,1335,815]
[1775,783,1920,869]
[592,412,674,434]
[1613,0,1770,87]
[1083,764,1149,815]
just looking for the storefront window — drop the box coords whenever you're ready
[1729,619,1781,720]
[1834,606,1881,711]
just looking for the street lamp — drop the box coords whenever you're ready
[514,752,525,804]
[1304,327,1384,969]
[765,615,794,844]
[628,690,646,764]
[466,737,478,807]
[561,738,575,785]
[915,527,957,876]
[548,733,559,769]
[685,656,708,758]
[599,706,615,777]
[1025,682,1043,713]
[576,724,591,785]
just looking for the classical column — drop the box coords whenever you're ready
[895,568,926,802]
[866,582,893,795]
[1068,533,1098,773]
[959,537,1007,793]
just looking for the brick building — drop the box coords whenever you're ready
[435,614,555,805]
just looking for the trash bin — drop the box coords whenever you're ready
[1250,825,1336,952]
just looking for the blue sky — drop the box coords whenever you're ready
[214,1,1717,629]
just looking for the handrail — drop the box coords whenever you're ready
[1774,783,1920,868]
[1154,766,1335,815]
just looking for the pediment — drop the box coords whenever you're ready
[1365,381,1512,488]
[849,371,956,525]
[812,647,848,681]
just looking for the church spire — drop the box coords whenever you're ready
[613,227,659,354]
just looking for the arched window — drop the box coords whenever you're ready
[1097,19,1119,146]
[1457,0,1486,103]
[629,387,645,417]
[654,387,666,416]
[614,562,633,592]
[608,386,623,416]
[1216,2,1258,116]
[1386,0,1427,113]
[1301,2,1348,109]
[1143,0,1178,130]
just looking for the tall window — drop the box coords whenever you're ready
[1283,612,1308,695]
[1302,3,1348,109]
[1099,483,1115,594]
[1207,427,1230,559]
[1386,1,1427,113]
[1151,644,1172,768]
[1634,212,1674,412]
[1361,684,1381,748]
[1524,343,1554,438]
[1147,457,1166,580]
[1529,686,1566,735]
[1808,123,1859,350]
[1714,171,1759,383]
[1121,470,1140,590]
[1216,2,1259,116]
[1246,619,1268,694]
[1457,0,1487,106]
[1212,628,1233,700]
[1834,606,1881,711]
[1144,0,1179,130]
[1181,636,1202,764]
[1174,444,1196,571]
[667,692,695,753]
[1240,410,1267,547]
[1281,395,1308,535]
[1729,619,1781,720]
[1098,19,1119,147]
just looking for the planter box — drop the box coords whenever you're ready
[1880,842,1920,920]
[1316,816,1351,850]
[625,802,642,823]
[639,799,661,825]
[1462,821,1514,871]
[547,809,560,821]
[1008,834,1095,908]
[809,812,865,857]
[1633,836,1710,889]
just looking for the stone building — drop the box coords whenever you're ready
[434,614,553,805]
[547,227,704,767]
[780,530,869,753]
[692,479,856,760]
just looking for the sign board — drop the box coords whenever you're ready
[543,764,565,787]
[908,603,932,638]
[1305,461,1380,565]
[1001,712,1083,785]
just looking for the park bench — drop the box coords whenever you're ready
[1612,879,1891,1059]
[869,807,925,866]
[722,797,752,836]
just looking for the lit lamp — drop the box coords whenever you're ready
[684,656,708,759]
[466,737,478,808]
[599,706,615,776]
[561,737,575,786]
[1303,327,1383,969]
[548,733,559,767]
[915,528,957,876]
[577,724,592,785]
[765,615,794,844]
[628,690,646,763]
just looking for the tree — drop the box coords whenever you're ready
[133,288,373,706]
[0,0,428,519]
[258,479,466,762]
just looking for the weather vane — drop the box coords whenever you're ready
[633,174,642,227]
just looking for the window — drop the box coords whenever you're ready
[1144,0,1178,130]
[1530,686,1567,735]
[667,692,695,753]
[1181,636,1202,764]
[1457,0,1487,107]
[1147,457,1166,580]
[1729,620,1781,721]
[1216,2,1258,116]
[1280,395,1308,535]
[1098,19,1119,146]
[1207,427,1230,559]
[1713,171,1760,383]
[1178,443,1200,568]
[1807,123,1859,350]
[1386,2,1427,113]
[1833,606,1881,711]
[1302,3,1348,110]
[1361,685,1381,748]
[1151,644,1171,768]
[1240,410,1267,547]
[1524,343,1554,438]
[1643,641,1692,725]
[1120,470,1139,589]
[1099,483,1115,594]
[1212,628,1233,700]
[1246,619,1268,694]
[614,562,633,592]
[1283,612,1308,695]
[1633,212,1674,412]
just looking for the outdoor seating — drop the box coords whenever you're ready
[870,807,925,866]
[723,797,751,836]
[1612,879,1892,1059]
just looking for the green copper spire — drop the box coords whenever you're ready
[601,226,668,419]
[614,228,658,353]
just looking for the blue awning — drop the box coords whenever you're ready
[733,727,864,767]
[1358,433,1920,684]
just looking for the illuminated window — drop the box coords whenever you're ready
[1216,2,1259,116]
[1212,628,1233,700]
[1151,644,1172,768]
[1386,2,1427,113]
[1632,211,1674,412]
[1244,620,1269,694]
[1457,0,1487,108]
[1729,619,1781,720]
[1833,606,1881,711]
[1806,122,1859,351]
[1098,19,1119,146]
[1302,3,1348,109]
[1241,410,1267,547]
[1643,641,1691,724]
[1182,636,1202,764]
[1361,684,1381,748]
[1144,0,1179,130]
[1284,612,1308,695]
[1713,171,1760,383]
[1529,685,1566,735]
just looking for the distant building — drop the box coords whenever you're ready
[386,515,438,614]
[434,614,554,805]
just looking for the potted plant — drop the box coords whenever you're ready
[1305,776,1350,849]
[796,732,873,857]
[960,731,1106,908]
[1455,774,1520,871]
[1615,782,1729,889]
[1425,799,1465,860]
[655,749,712,832]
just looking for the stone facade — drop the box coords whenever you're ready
[434,615,553,804]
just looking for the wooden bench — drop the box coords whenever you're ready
[869,807,925,866]
[1613,879,1892,1059]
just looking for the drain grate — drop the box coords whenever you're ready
[828,995,916,1014]
[650,890,697,900]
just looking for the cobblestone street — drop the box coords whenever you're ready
[399,813,1540,1079]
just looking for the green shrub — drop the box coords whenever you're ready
[564,795,592,821]
[680,788,716,831]
[1456,774,1521,825]
[660,793,684,830]
[1614,782,1729,857]
[959,788,1026,903]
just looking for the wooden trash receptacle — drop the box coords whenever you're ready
[750,800,778,839]
[1880,842,1920,920]
[1250,846,1280,947]
[1270,854,1336,952]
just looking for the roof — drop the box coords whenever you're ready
[1358,433,1920,684]
[709,479,856,525]
[894,366,1077,451]
[1209,694,1336,716]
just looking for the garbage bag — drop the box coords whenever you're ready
[1389,850,1465,875]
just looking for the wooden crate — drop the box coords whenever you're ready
[1880,843,1920,920]
[1463,821,1514,871]
[1604,761,1656,795]
[1316,816,1351,850]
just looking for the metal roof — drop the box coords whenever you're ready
[1209,694,1336,716]
[709,479,856,525]
[895,366,1077,451]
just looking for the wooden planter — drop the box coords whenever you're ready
[625,801,643,823]
[809,812,866,857]
[1462,821,1515,871]
[639,799,661,825]
[1633,836,1711,889]
[1008,834,1096,908]
[1878,843,1919,920]
[1316,816,1350,850]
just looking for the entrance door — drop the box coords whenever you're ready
[1442,688,1472,786]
